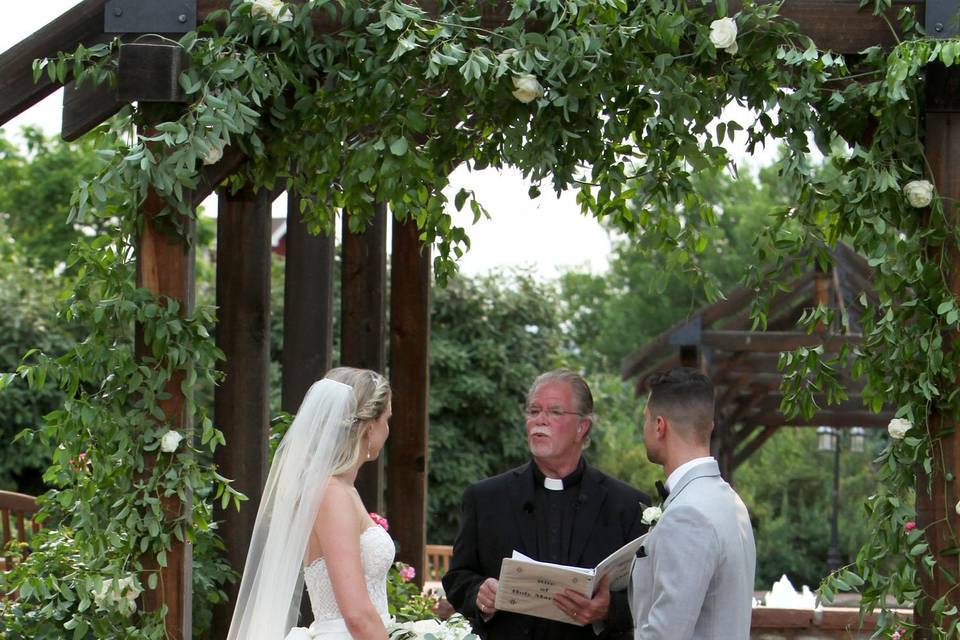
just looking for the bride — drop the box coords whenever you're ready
[227,367,394,640]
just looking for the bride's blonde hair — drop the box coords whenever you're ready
[325,367,391,475]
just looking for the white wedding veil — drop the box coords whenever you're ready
[226,378,357,640]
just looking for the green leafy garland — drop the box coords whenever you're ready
[1,0,959,637]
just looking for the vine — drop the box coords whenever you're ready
[0,0,959,637]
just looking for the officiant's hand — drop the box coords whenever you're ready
[476,577,499,616]
[554,574,610,624]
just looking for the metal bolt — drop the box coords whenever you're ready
[935,22,944,32]
[178,14,187,23]
[114,7,123,16]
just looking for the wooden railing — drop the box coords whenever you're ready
[0,490,40,573]
[424,544,453,583]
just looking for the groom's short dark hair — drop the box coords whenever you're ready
[644,368,715,441]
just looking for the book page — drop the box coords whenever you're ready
[593,533,647,592]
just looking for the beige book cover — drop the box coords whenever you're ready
[493,533,647,625]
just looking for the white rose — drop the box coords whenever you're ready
[903,180,934,208]
[160,429,184,453]
[887,418,912,439]
[641,505,663,525]
[201,141,224,166]
[249,0,293,23]
[709,17,738,54]
[956,500,960,516]
[511,74,543,104]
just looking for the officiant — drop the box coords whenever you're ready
[442,369,651,640]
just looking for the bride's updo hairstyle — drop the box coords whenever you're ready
[325,367,391,475]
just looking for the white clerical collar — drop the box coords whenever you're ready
[666,456,715,493]
[543,477,564,491]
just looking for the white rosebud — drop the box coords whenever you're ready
[709,17,738,54]
[249,0,293,23]
[903,180,934,208]
[160,430,184,453]
[511,74,544,104]
[887,418,912,440]
[956,500,960,516]
[641,505,663,525]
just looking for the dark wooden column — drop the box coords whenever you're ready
[341,204,387,513]
[281,189,336,414]
[210,187,273,639]
[916,72,960,635]
[387,217,431,584]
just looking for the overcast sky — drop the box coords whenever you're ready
[2,3,774,278]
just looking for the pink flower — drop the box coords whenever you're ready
[892,627,907,640]
[904,521,916,532]
[370,512,389,531]
[399,565,416,582]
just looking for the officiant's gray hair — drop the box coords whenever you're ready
[325,367,391,475]
[528,369,595,445]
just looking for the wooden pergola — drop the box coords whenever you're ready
[620,243,894,477]
[0,1,957,639]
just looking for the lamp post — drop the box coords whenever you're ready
[816,426,866,570]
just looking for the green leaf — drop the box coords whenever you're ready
[389,137,409,156]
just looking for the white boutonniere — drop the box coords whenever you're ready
[641,505,663,526]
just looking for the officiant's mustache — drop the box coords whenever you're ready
[528,427,552,438]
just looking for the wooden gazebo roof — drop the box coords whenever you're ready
[620,243,893,476]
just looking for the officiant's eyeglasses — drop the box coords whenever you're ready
[525,406,583,420]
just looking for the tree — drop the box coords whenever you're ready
[0,214,77,493]
[0,127,106,269]
[426,271,564,543]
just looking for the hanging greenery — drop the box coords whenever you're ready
[2,0,959,637]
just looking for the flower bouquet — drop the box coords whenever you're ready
[388,613,478,640]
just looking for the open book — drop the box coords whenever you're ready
[493,533,647,625]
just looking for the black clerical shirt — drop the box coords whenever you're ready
[531,459,586,565]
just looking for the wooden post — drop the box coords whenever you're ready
[916,75,960,635]
[340,204,387,513]
[387,217,431,583]
[281,190,336,413]
[211,187,273,640]
[135,114,195,640]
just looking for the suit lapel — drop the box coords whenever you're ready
[569,464,608,565]
[511,463,538,556]
[663,459,720,509]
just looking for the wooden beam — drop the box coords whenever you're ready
[387,216,431,587]
[61,78,124,142]
[732,426,780,470]
[191,148,248,207]
[701,330,860,352]
[281,190,336,413]
[340,204,387,513]
[740,411,893,428]
[211,187,272,640]
[730,0,913,53]
[0,0,916,131]
[134,110,194,640]
[915,98,960,634]
[0,0,106,126]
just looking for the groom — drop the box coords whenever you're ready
[443,369,650,640]
[629,367,755,639]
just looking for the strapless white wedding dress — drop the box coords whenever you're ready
[284,525,395,639]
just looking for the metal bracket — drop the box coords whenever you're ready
[105,0,196,34]
[926,0,960,38]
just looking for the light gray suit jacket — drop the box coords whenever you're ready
[629,460,755,640]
